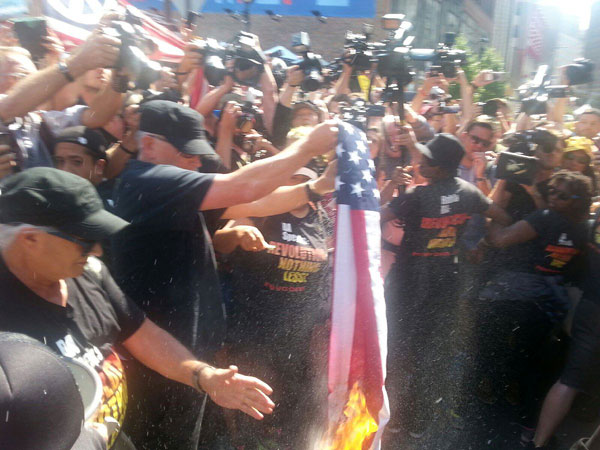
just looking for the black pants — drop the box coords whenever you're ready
[122,358,206,450]
[385,260,462,431]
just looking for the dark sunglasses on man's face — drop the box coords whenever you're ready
[548,186,580,201]
[45,230,97,255]
[564,152,590,165]
[469,134,492,148]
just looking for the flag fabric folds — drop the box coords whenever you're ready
[328,121,389,449]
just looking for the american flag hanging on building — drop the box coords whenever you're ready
[326,121,389,449]
[527,5,545,61]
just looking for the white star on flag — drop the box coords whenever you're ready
[348,151,361,164]
[368,159,375,170]
[351,182,365,197]
[374,189,381,199]
[362,169,373,183]
[355,140,367,154]
[335,176,344,190]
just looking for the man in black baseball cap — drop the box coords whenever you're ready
[0,167,126,245]
[111,99,338,448]
[0,167,275,448]
[53,126,109,187]
[137,100,215,171]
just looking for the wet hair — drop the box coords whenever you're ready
[549,170,593,220]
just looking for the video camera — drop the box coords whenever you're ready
[342,24,376,71]
[291,32,324,92]
[193,31,266,87]
[236,101,264,134]
[496,129,558,185]
[104,8,162,90]
[516,62,587,115]
[409,32,467,79]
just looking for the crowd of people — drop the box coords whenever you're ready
[0,10,599,450]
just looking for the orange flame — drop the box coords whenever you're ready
[325,382,378,450]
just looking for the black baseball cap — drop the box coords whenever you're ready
[0,167,129,240]
[54,126,109,159]
[140,100,216,156]
[0,333,85,450]
[418,133,465,171]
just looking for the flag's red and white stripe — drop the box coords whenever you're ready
[328,123,389,449]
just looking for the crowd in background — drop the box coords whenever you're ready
[0,10,599,450]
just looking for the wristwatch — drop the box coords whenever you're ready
[57,62,74,83]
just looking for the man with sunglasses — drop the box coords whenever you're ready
[0,168,275,449]
[459,120,495,195]
[380,134,511,437]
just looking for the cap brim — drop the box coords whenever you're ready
[416,142,433,160]
[180,138,217,156]
[60,209,129,241]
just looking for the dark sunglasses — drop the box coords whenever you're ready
[548,187,581,201]
[564,152,590,165]
[45,229,97,255]
[468,134,492,148]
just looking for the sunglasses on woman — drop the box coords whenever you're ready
[564,152,590,165]
[547,186,581,201]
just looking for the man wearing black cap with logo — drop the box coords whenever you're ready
[381,134,510,436]
[110,100,337,449]
[0,168,275,449]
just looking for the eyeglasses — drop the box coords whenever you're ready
[44,229,98,255]
[564,152,590,165]
[468,134,492,148]
[548,187,581,201]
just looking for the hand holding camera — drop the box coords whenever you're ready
[66,30,121,79]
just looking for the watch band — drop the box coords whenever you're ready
[119,143,137,156]
[192,364,214,393]
[57,62,74,83]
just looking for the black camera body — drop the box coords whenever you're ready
[291,32,324,92]
[236,101,263,134]
[343,31,375,71]
[105,20,162,90]
[194,32,265,87]
[496,151,538,186]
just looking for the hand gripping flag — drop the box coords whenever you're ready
[326,121,389,449]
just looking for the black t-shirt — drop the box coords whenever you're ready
[583,211,600,304]
[228,209,329,346]
[389,177,491,260]
[0,256,145,445]
[524,209,588,275]
[111,160,225,358]
[505,178,550,221]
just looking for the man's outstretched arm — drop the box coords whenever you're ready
[122,318,275,420]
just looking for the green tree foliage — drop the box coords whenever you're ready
[448,35,507,103]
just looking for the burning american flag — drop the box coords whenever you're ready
[326,121,389,449]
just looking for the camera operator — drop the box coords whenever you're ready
[215,100,279,172]
[489,129,564,221]
[0,29,123,172]
[270,65,324,149]
[476,170,592,432]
